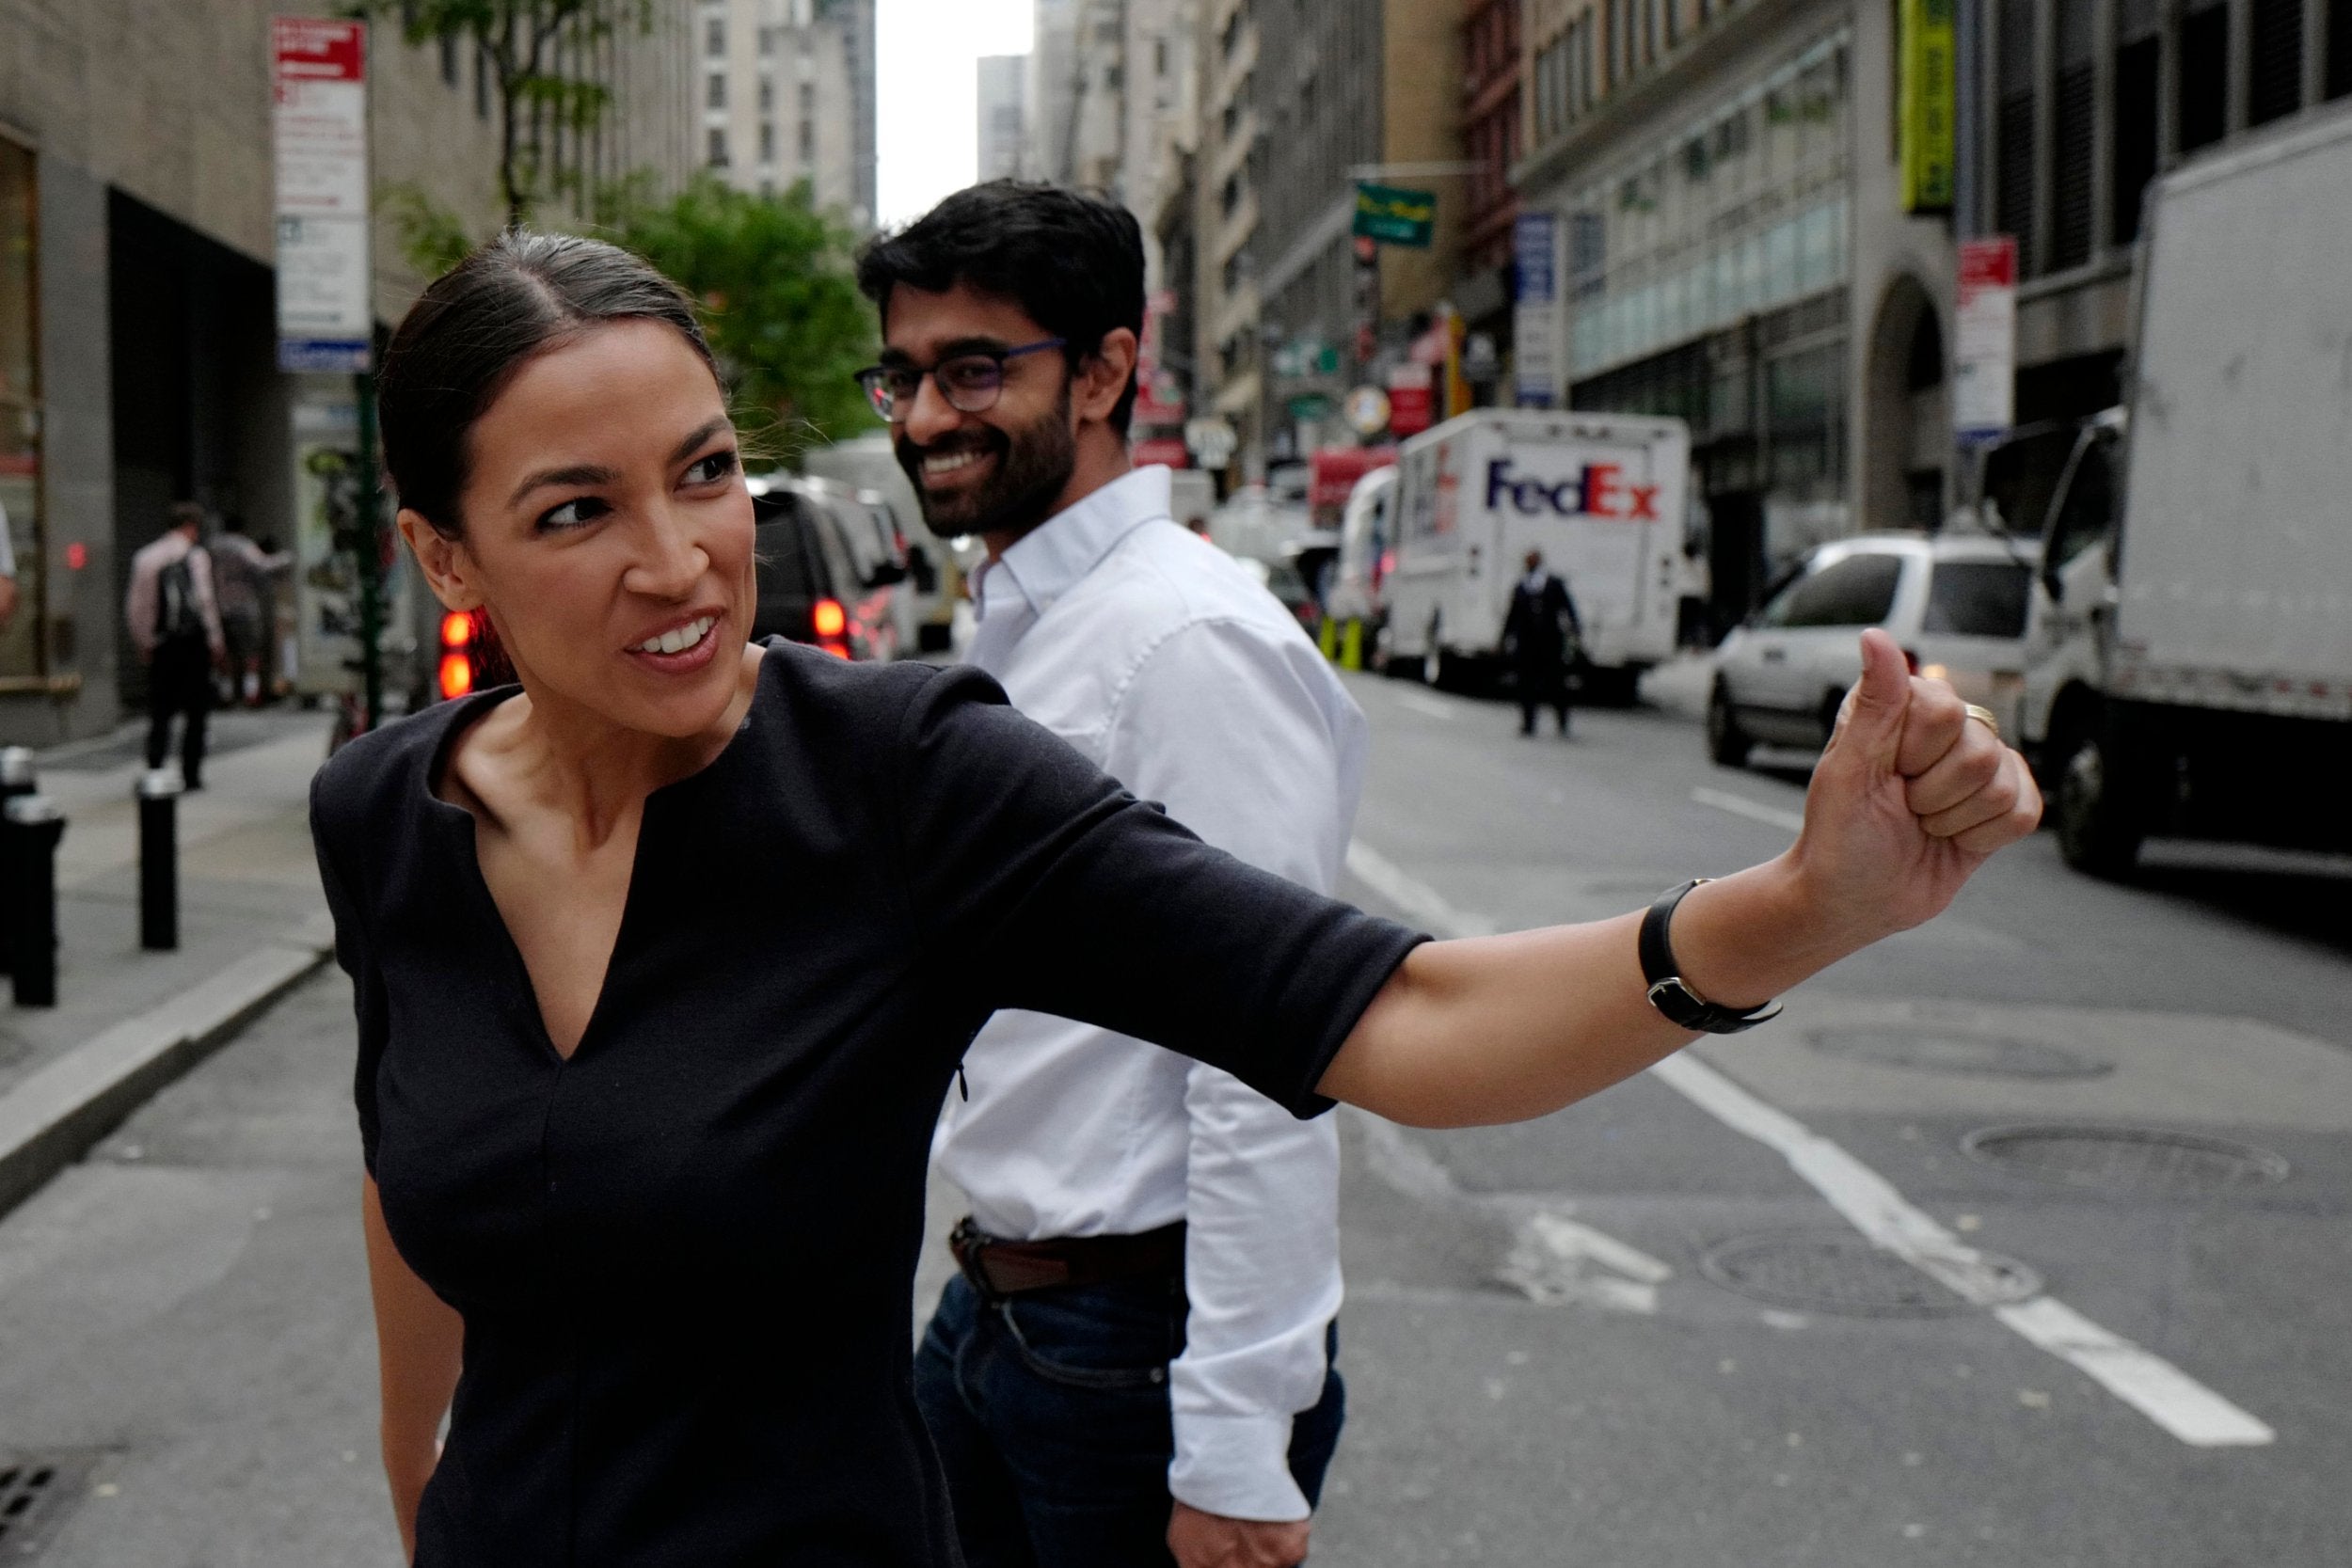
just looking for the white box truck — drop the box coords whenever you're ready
[2019,108,2352,875]
[1380,408,1690,702]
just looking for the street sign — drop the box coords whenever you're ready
[1513,211,1561,407]
[1899,0,1958,212]
[1387,363,1435,437]
[1343,385,1392,437]
[1953,236,2017,440]
[1353,182,1437,248]
[1286,392,1336,422]
[272,17,372,373]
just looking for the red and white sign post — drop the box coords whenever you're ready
[1953,235,2017,443]
[272,17,373,372]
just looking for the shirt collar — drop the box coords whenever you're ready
[973,466,1174,625]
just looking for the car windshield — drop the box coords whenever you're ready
[1924,560,2030,638]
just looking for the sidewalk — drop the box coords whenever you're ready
[0,709,337,1217]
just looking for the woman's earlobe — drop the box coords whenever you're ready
[397,508,483,612]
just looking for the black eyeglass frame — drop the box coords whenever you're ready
[853,337,1070,421]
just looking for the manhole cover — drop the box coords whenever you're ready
[0,1451,100,1558]
[1808,1026,2112,1081]
[1962,1125,2290,1193]
[1699,1230,2036,1318]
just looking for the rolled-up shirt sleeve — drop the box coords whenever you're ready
[891,663,1424,1118]
[1103,619,1359,1520]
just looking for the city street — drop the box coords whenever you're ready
[0,673,2345,1564]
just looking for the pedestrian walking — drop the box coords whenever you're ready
[857,183,1359,1568]
[1502,547,1581,736]
[312,230,2042,1568]
[124,501,225,787]
[211,513,292,705]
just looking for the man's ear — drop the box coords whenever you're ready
[398,509,484,613]
[1073,327,1140,428]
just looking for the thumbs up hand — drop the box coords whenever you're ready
[1791,629,2043,944]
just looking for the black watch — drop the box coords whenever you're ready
[1638,879,1783,1035]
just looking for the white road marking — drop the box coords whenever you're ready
[1393,691,1458,722]
[1344,840,1498,938]
[1691,785,1806,834]
[1343,838,2278,1449]
[1499,1212,1672,1314]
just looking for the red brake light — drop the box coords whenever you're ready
[440,611,474,649]
[820,641,851,659]
[437,653,474,700]
[813,598,848,639]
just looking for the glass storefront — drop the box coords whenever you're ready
[1564,26,1853,381]
[0,134,37,680]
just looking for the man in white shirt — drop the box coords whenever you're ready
[862,183,1360,1568]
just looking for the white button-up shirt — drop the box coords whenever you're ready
[936,465,1366,1523]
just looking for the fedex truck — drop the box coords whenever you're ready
[1380,409,1690,702]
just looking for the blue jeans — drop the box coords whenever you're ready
[914,1272,1346,1568]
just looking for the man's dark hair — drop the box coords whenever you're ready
[856,182,1145,435]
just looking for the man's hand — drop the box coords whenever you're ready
[1792,627,2042,945]
[1169,1500,1311,1568]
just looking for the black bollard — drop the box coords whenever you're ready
[0,746,32,970]
[138,768,181,952]
[4,792,66,1007]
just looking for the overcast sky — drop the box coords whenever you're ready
[875,0,1034,230]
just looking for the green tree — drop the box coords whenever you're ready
[353,0,654,230]
[610,175,881,456]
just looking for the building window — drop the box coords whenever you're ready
[799,119,814,161]
[707,17,725,56]
[707,71,727,110]
[707,127,730,167]
[1994,0,2035,267]
[439,28,459,87]
[800,82,815,117]
[2247,0,2307,126]
[0,135,39,682]
[2050,1,2095,270]
[2331,0,2352,99]
[2179,2,2229,152]
[760,121,775,162]
[759,76,775,112]
[2112,2,2161,245]
[759,25,775,56]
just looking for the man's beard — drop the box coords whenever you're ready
[895,389,1078,543]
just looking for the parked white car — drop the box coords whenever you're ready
[1708,532,2033,768]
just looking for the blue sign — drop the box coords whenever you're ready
[278,339,371,374]
[1514,213,1558,305]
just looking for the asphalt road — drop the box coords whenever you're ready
[0,673,2344,1564]
[1311,670,2351,1567]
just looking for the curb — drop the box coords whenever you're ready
[0,913,336,1221]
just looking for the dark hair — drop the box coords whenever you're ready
[168,501,206,532]
[379,230,719,538]
[855,182,1145,435]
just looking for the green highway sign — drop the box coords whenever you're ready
[1353,182,1436,247]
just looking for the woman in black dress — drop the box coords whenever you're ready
[313,233,2039,1567]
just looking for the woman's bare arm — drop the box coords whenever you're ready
[1321,631,2042,1128]
[364,1175,463,1560]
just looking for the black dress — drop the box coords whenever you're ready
[309,639,1423,1567]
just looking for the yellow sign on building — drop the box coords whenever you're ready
[1899,0,1957,213]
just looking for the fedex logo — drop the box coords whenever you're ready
[1485,457,1659,521]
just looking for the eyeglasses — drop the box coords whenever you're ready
[853,338,1067,421]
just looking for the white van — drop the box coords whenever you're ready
[1381,408,1690,702]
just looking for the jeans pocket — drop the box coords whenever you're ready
[993,1297,1172,1392]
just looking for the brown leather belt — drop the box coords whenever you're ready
[949,1216,1186,1299]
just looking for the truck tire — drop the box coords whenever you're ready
[2056,732,2143,878]
[1707,680,1752,768]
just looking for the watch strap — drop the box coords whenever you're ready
[1639,879,1783,1035]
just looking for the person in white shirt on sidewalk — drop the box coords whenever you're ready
[860,182,1356,1568]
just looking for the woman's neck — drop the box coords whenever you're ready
[472,644,763,846]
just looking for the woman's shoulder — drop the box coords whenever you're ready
[753,637,1012,746]
[309,691,485,852]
